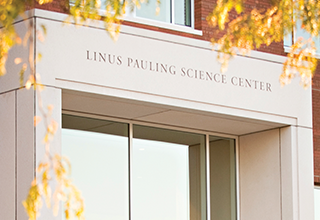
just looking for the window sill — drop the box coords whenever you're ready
[284,45,320,59]
[283,45,291,54]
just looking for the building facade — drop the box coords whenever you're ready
[0,0,317,219]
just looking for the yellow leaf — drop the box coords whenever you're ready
[43,133,49,143]
[16,36,22,44]
[47,104,54,111]
[37,53,42,62]
[34,116,42,126]
[155,6,160,15]
[25,80,32,90]
[37,31,45,42]
[65,209,69,220]
[235,4,242,13]
[41,24,47,36]
[15,58,22,64]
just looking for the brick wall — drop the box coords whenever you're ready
[27,0,69,13]
[30,0,286,56]
[30,0,320,184]
[313,66,320,185]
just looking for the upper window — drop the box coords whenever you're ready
[70,0,199,34]
[284,20,320,55]
[135,0,191,27]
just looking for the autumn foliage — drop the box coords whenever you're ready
[1,0,320,219]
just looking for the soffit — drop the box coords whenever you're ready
[62,90,286,136]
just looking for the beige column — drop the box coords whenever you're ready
[35,86,62,220]
[239,129,281,220]
[17,88,35,220]
[0,91,16,219]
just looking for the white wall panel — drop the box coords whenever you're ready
[0,91,16,219]
[36,14,311,128]
[35,86,61,220]
[239,129,281,220]
[0,20,31,94]
[17,88,34,220]
[297,127,314,220]
[280,126,298,220]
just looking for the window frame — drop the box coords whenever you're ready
[62,110,240,220]
[70,0,201,35]
[130,0,192,27]
[284,21,320,58]
[103,0,201,35]
[124,13,202,35]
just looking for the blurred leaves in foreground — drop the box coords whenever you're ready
[207,0,319,87]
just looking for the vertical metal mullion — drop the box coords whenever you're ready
[171,0,174,24]
[235,137,240,220]
[206,134,211,220]
[128,123,133,220]
[190,0,194,28]
[15,90,17,220]
[230,140,236,220]
[133,3,137,18]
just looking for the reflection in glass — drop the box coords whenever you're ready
[136,0,191,26]
[174,0,191,26]
[61,115,237,220]
[295,20,320,53]
[62,115,129,220]
[209,136,236,220]
[136,0,171,23]
[132,125,206,220]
